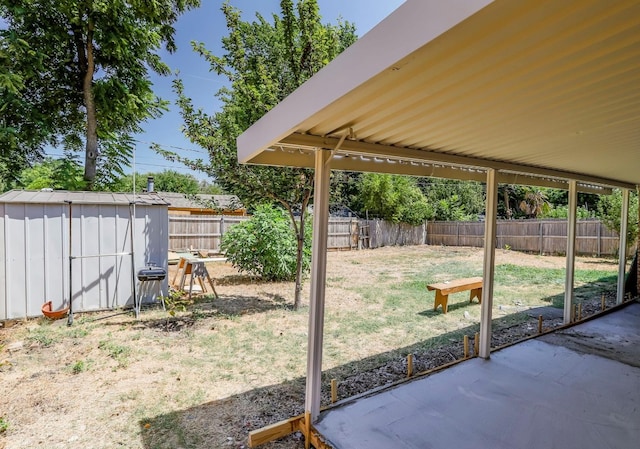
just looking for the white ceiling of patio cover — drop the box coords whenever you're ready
[237,0,640,189]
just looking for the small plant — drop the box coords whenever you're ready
[66,327,90,339]
[98,340,131,368]
[0,416,9,433]
[162,289,190,317]
[70,359,92,374]
[26,328,55,347]
[160,289,192,331]
[504,244,511,251]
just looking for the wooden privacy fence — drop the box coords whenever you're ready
[169,216,616,256]
[326,219,428,250]
[427,220,620,256]
[362,219,427,248]
[169,215,250,252]
[168,216,427,252]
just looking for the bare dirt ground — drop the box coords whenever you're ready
[0,246,622,449]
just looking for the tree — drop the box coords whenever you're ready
[198,180,224,195]
[149,170,200,194]
[14,157,85,191]
[419,178,484,221]
[108,169,201,194]
[357,173,433,225]
[0,0,200,188]
[0,31,52,182]
[519,189,551,219]
[597,189,638,251]
[164,0,357,309]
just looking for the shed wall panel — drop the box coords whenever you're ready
[6,205,28,318]
[117,205,134,308]
[25,210,45,317]
[44,204,66,312]
[133,205,168,304]
[0,204,5,320]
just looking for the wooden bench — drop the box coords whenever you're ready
[427,277,483,314]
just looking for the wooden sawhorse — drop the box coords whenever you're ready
[173,258,218,300]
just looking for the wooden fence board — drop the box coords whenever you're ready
[427,219,620,256]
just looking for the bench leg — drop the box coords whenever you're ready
[469,287,482,304]
[434,291,449,314]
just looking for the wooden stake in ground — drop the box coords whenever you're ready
[331,379,337,404]
[407,354,413,378]
[574,303,582,321]
[601,294,606,311]
[304,411,311,449]
[538,315,543,334]
[474,332,479,356]
[463,335,469,358]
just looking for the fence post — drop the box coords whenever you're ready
[350,218,355,250]
[539,221,544,255]
[597,221,601,257]
[219,216,225,253]
[457,221,460,246]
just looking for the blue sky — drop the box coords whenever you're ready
[128,0,405,181]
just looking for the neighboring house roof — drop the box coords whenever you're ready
[158,192,244,211]
[237,0,639,192]
[0,189,169,206]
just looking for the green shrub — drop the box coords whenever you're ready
[357,173,433,225]
[221,204,311,281]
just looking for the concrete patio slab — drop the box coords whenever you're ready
[315,302,640,449]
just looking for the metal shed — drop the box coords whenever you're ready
[0,190,169,320]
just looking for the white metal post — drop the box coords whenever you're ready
[479,169,497,359]
[564,180,577,323]
[617,188,630,304]
[305,149,332,422]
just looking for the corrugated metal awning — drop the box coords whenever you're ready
[237,0,640,190]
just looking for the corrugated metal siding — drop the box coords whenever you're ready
[0,201,168,320]
[0,204,5,320]
[0,189,169,205]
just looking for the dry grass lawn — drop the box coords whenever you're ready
[0,246,620,449]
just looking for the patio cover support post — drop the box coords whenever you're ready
[564,180,577,323]
[617,189,630,304]
[305,148,332,422]
[479,168,497,359]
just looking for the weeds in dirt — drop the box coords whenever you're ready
[98,339,131,368]
[25,328,55,347]
[65,327,90,339]
[70,359,92,374]
[0,416,8,433]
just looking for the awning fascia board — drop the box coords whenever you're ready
[252,147,610,195]
[274,133,626,191]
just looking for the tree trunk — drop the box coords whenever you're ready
[503,188,511,219]
[288,188,312,311]
[82,22,98,187]
[293,215,305,310]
